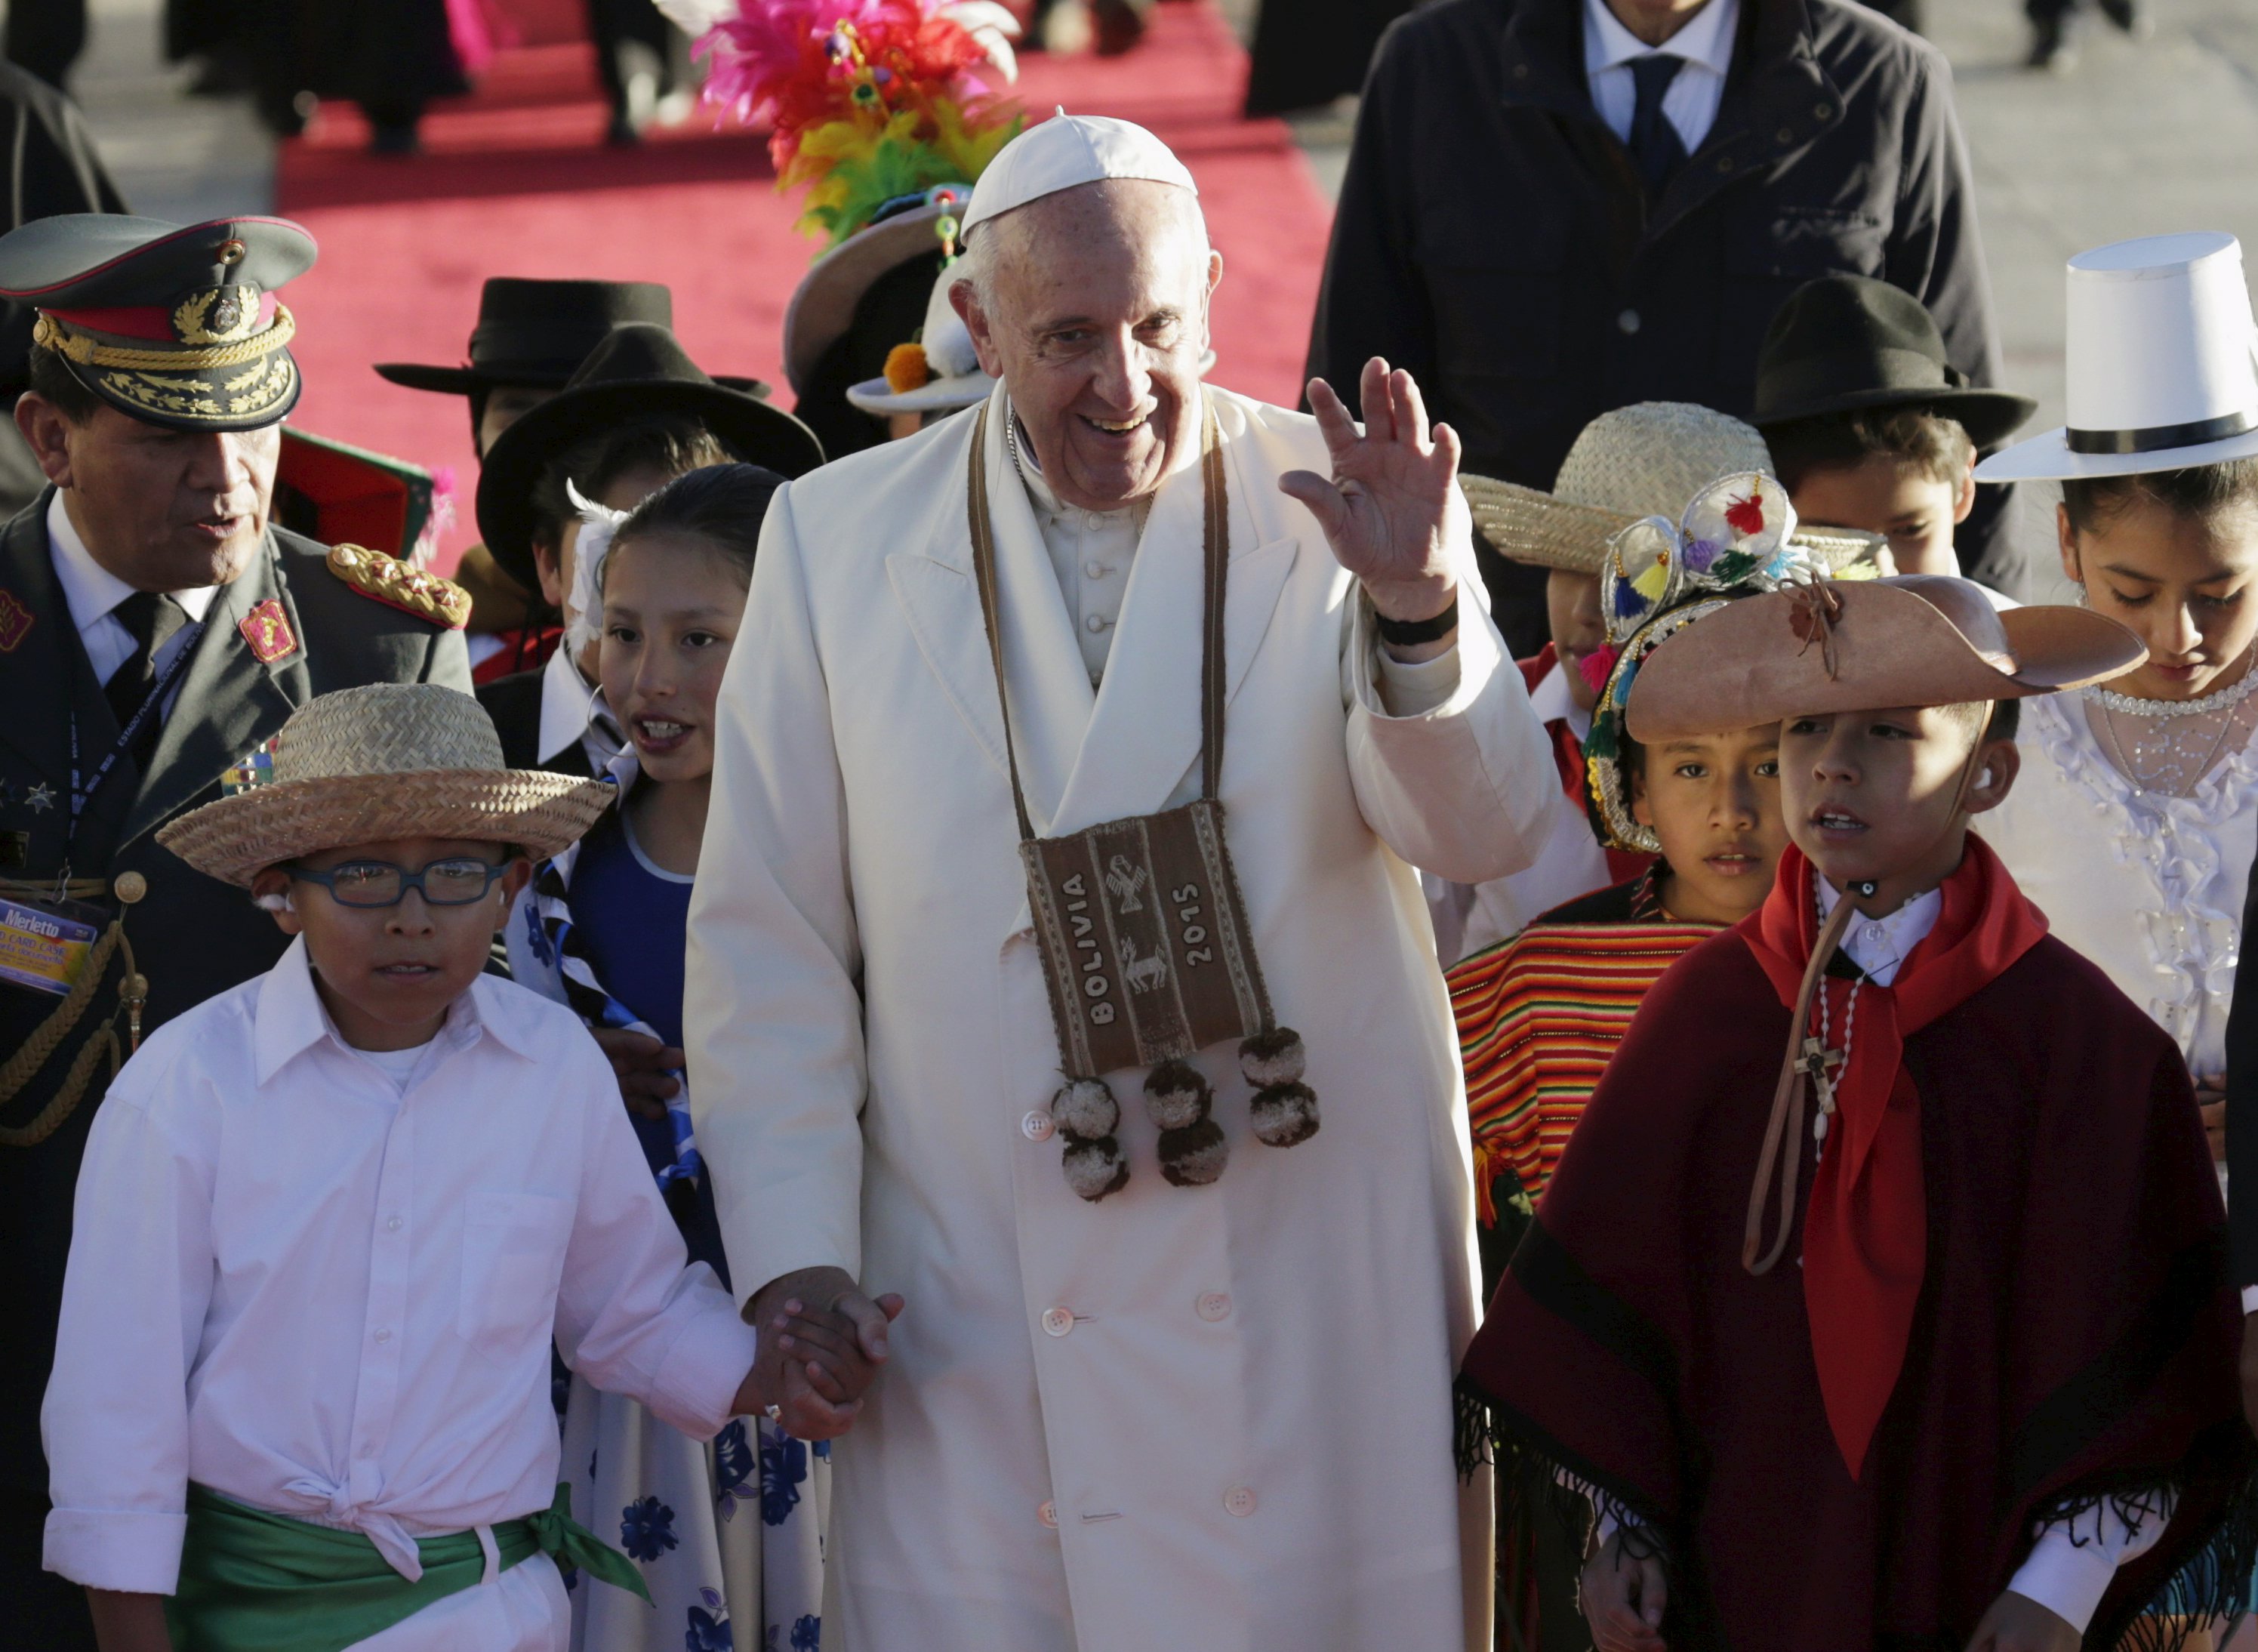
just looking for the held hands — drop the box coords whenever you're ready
[1580,1529,1670,1652]
[1279,356,1465,646]
[2196,1074,2225,1164]
[741,1265,906,1441]
[1964,1589,2081,1652]
[590,1026,684,1122]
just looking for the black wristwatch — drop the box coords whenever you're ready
[1375,596,1459,646]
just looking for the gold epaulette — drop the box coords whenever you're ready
[325,544,471,630]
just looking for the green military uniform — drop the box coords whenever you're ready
[0,211,472,1648]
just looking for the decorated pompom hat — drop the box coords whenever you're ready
[846,255,996,415]
[1977,232,2258,482]
[1581,472,1828,853]
[160,684,615,887]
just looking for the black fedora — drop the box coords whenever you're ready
[378,276,693,395]
[476,322,824,588]
[1752,275,2037,450]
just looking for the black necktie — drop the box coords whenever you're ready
[105,590,191,769]
[1627,54,1689,193]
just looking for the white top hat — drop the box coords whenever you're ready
[1979,232,2258,482]
[961,112,1197,239]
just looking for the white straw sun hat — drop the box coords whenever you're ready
[160,684,615,887]
[1978,231,2258,483]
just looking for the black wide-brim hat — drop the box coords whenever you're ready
[0,213,316,433]
[1752,274,2037,451]
[476,321,824,587]
[376,277,673,396]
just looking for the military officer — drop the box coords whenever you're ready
[0,212,472,1648]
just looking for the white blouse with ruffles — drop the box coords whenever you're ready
[1980,690,2257,1084]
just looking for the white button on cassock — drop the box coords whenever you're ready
[1196,1292,1231,1322]
[1224,1485,1258,1517]
[1038,1500,1058,1528]
[1022,1111,1055,1142]
[1084,613,1111,633]
[1041,1307,1074,1337]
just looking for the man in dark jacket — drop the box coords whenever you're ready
[1308,0,2012,654]
[0,213,472,1650]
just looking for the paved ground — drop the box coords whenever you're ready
[45,0,2258,580]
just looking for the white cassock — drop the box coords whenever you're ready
[685,383,1555,1652]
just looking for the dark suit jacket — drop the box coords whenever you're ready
[0,491,470,1492]
[476,666,597,778]
[1308,0,2013,654]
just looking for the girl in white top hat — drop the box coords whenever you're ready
[1979,232,2258,1216]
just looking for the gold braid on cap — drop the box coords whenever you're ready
[31,304,297,374]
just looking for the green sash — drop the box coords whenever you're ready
[167,1481,649,1652]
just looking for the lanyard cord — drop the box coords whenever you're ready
[66,621,206,852]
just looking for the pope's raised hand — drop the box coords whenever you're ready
[1279,356,1465,632]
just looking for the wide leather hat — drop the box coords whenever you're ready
[0,212,316,432]
[476,322,824,587]
[1625,575,2146,742]
[1752,274,2035,449]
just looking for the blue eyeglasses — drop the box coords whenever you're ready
[288,856,514,909]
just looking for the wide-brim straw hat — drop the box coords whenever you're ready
[1625,575,2146,744]
[160,683,615,887]
[1462,402,1883,575]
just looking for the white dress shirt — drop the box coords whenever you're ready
[537,642,624,772]
[1585,0,1739,156]
[42,938,757,1611]
[46,489,217,692]
[1809,873,2169,1628]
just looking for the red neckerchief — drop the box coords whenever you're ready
[1742,837,2047,1478]
[1517,646,1653,886]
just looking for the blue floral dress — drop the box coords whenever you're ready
[510,789,830,1652]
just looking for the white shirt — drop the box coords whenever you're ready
[537,642,624,772]
[1584,0,1739,156]
[1816,877,1940,987]
[43,938,757,1597]
[46,489,218,690]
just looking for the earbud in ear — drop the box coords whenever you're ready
[1978,766,1995,787]
[253,891,293,913]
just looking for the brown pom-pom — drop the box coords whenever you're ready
[1249,1081,1320,1148]
[1061,1134,1129,1201]
[883,341,930,393]
[1157,1118,1229,1186]
[1051,1077,1120,1141]
[1240,1027,1307,1089]
[1143,1059,1212,1132]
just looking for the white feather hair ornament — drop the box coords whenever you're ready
[562,480,633,660]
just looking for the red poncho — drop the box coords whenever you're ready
[1459,843,2253,1651]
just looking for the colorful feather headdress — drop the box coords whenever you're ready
[666,0,1024,245]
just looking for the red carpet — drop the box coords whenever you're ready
[273,2,1335,572]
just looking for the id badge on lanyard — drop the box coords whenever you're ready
[0,621,203,1000]
[967,401,1317,1202]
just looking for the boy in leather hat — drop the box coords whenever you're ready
[42,684,864,1652]
[1459,577,2254,1652]
[1754,273,2036,588]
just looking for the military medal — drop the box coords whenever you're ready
[967,399,1315,1202]
[237,597,299,664]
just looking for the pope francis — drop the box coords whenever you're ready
[685,116,1555,1652]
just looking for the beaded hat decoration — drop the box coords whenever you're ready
[1583,472,1822,854]
[0,214,316,433]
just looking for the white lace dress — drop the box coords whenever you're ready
[1981,691,2257,1101]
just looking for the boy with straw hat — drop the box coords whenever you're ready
[38,684,861,1652]
[1457,577,2256,1652]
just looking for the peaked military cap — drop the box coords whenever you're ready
[0,213,316,432]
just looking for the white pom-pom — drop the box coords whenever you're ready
[1051,1077,1120,1140]
[1239,1028,1306,1089]
[1061,1135,1129,1201]
[1142,1059,1212,1132]
[1249,1082,1320,1148]
[1157,1120,1229,1187]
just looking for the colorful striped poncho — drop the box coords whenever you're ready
[1448,869,1721,1222]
